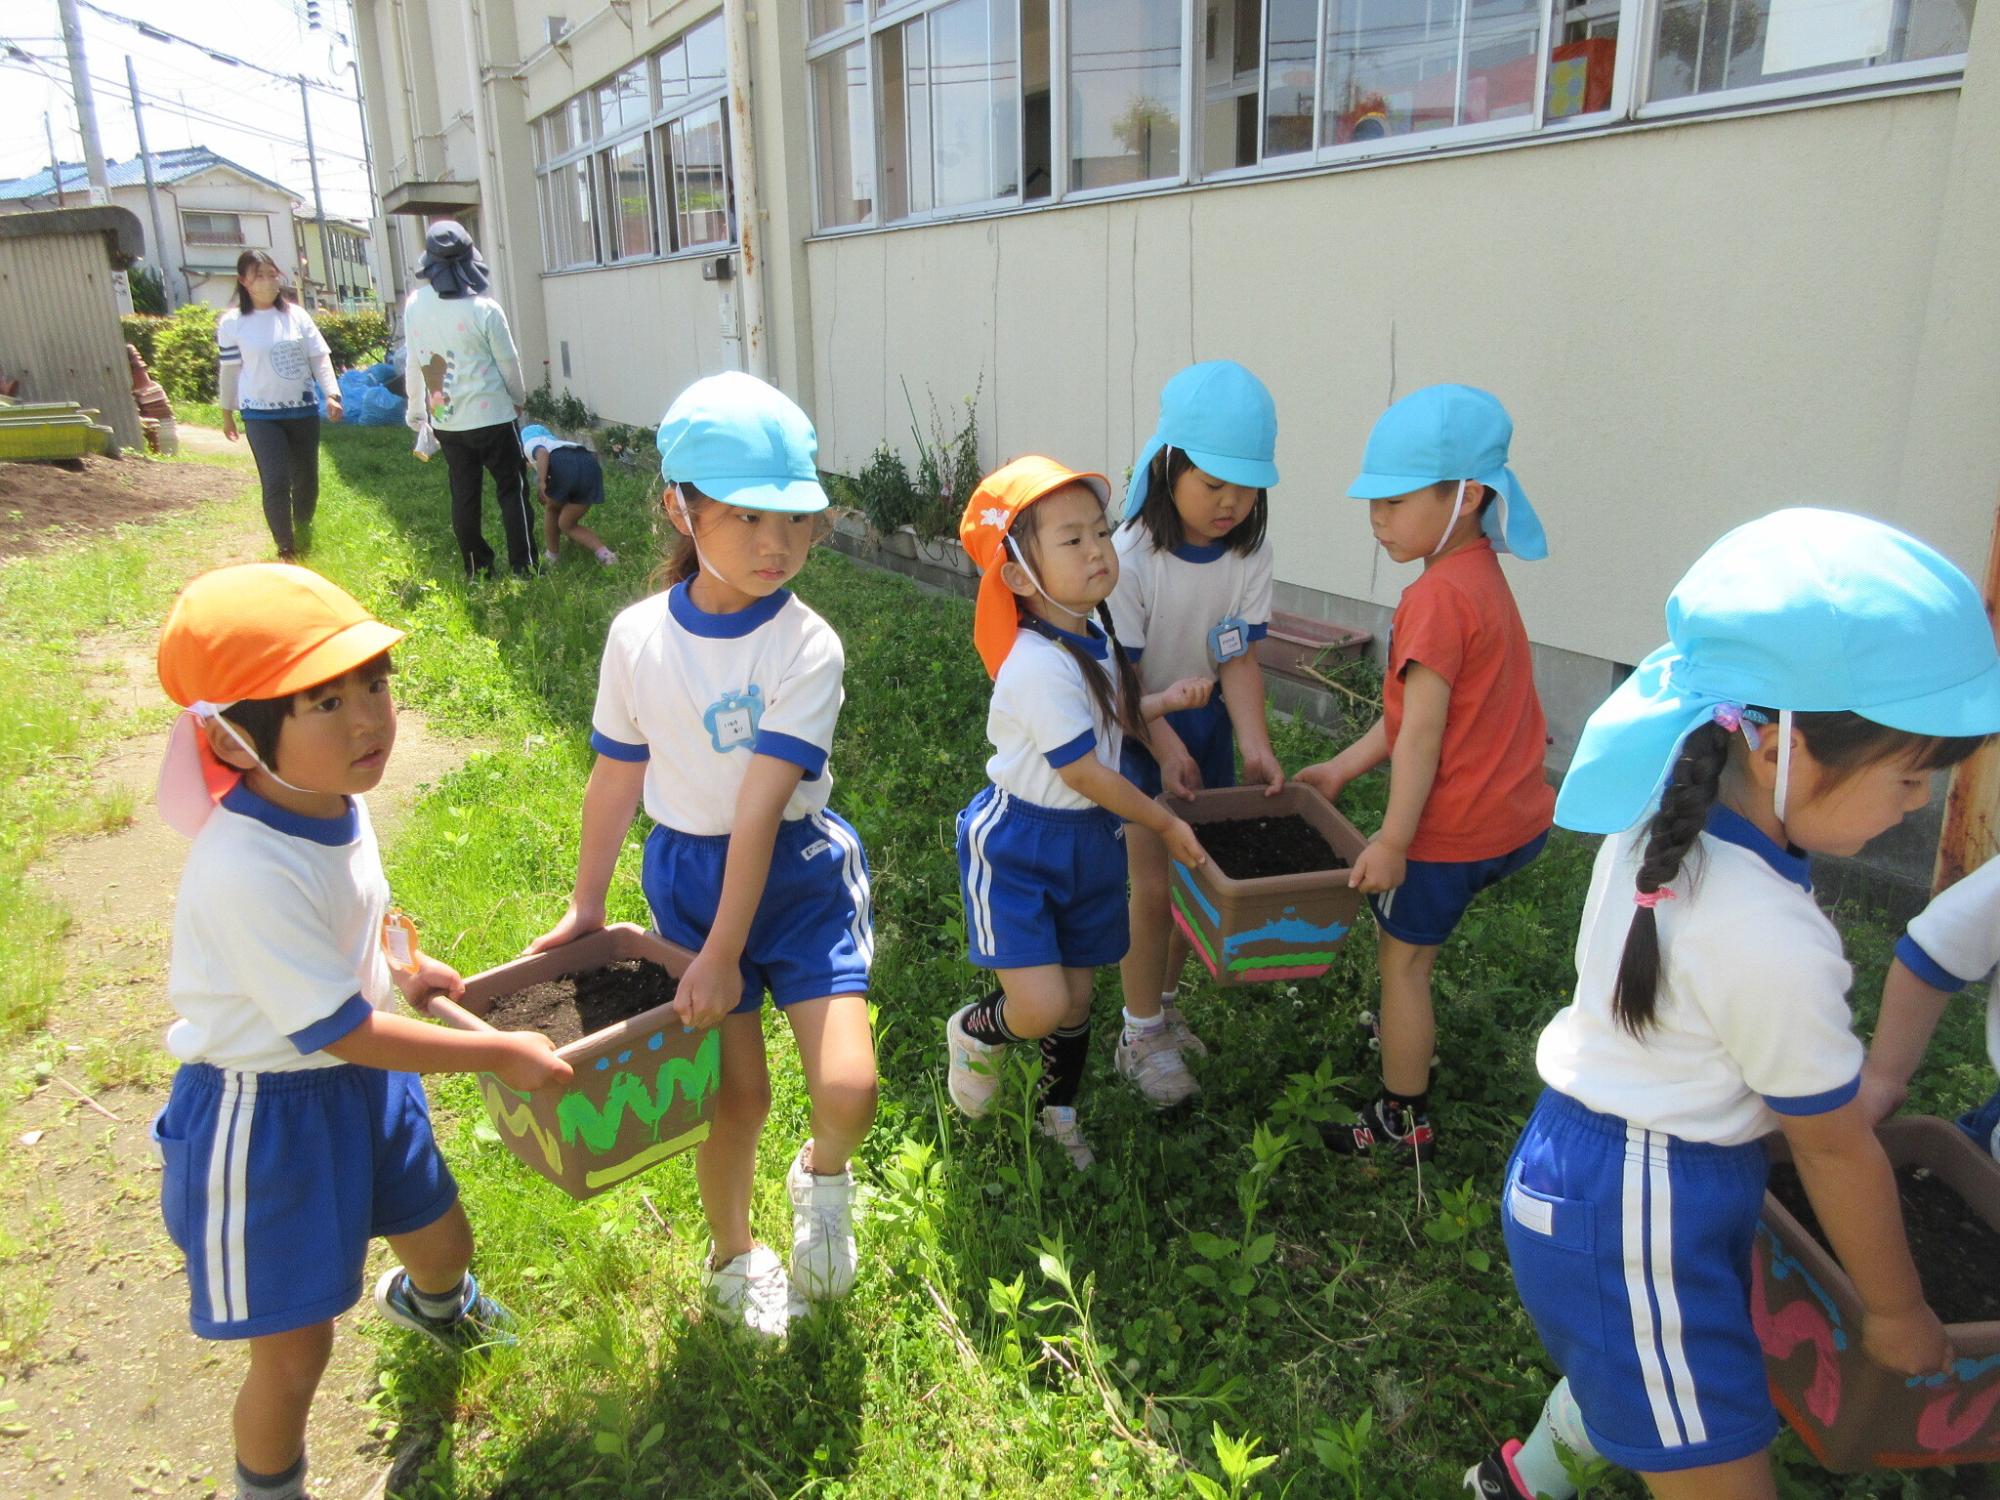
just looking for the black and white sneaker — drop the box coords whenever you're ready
[1325,1095,1437,1163]
[1462,1441,1531,1499]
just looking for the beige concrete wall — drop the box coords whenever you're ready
[539,255,732,421]
[804,91,1979,669]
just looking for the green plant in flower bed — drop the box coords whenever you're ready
[4,416,1979,1498]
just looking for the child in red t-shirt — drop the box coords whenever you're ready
[1297,385,1553,1161]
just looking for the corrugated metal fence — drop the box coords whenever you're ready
[0,207,145,452]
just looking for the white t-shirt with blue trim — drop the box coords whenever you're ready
[591,584,844,836]
[1898,854,2000,1077]
[1106,526,1273,691]
[985,621,1123,811]
[167,786,396,1074]
[1537,806,1863,1146]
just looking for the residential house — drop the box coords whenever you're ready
[294,214,381,309]
[0,147,304,310]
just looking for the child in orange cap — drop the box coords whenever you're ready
[946,456,1212,1168]
[152,563,570,1500]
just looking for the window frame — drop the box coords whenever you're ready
[531,11,736,275]
[802,0,1975,235]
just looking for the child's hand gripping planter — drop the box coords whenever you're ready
[1108,359,1284,1103]
[944,457,1214,1170]
[150,563,570,1500]
[1471,509,2000,1500]
[528,371,875,1340]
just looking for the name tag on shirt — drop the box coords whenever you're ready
[1209,616,1250,664]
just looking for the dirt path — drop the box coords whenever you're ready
[0,521,481,1498]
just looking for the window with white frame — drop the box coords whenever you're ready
[804,0,1976,231]
[532,12,735,272]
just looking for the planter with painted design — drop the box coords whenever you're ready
[1157,784,1366,987]
[431,924,719,1201]
[1754,1115,2000,1471]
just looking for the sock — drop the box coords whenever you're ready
[1512,1378,1595,1499]
[407,1272,471,1322]
[1381,1086,1430,1120]
[1038,1020,1091,1108]
[237,1453,307,1500]
[958,990,1019,1045]
[1159,990,1177,1009]
[1121,1007,1165,1042]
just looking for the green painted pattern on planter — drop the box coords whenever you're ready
[1229,950,1339,973]
[555,1028,723,1151]
[1170,885,1222,970]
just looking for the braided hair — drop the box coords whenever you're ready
[1613,709,1988,1037]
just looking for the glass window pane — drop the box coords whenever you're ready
[597,63,648,136]
[933,0,1019,206]
[810,0,865,36]
[1324,0,1541,144]
[685,15,727,95]
[1260,0,1319,157]
[546,105,574,158]
[1070,0,1182,188]
[1545,5,1618,120]
[1650,0,1972,102]
[601,137,654,259]
[1023,0,1052,198]
[670,102,734,249]
[877,20,928,220]
[1201,0,1261,171]
[567,94,593,148]
[657,42,689,108]
[812,42,875,227]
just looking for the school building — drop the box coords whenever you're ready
[354,0,2000,882]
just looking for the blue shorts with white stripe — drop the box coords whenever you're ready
[1502,1089,1781,1474]
[151,1061,458,1340]
[956,785,1129,971]
[642,811,873,1009]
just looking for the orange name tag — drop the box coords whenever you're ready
[382,910,420,974]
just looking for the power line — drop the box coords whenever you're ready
[73,0,353,97]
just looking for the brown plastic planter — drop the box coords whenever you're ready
[1753,1115,2000,1471]
[1256,612,1373,690]
[1157,784,1367,987]
[431,924,719,1201]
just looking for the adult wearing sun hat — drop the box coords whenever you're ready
[403,221,536,579]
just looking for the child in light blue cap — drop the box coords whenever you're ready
[1471,508,2000,1500]
[531,371,875,1340]
[519,422,617,568]
[1298,384,1552,1162]
[1106,360,1285,1104]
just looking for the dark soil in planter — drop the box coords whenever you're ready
[1196,815,1348,880]
[480,959,678,1048]
[1767,1161,2000,1324]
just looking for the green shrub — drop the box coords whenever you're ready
[522,374,559,425]
[312,308,390,370]
[120,313,167,371]
[128,265,167,315]
[850,441,920,535]
[152,303,219,403]
[905,374,983,540]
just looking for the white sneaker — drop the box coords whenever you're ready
[1116,1026,1201,1107]
[703,1245,791,1340]
[540,549,560,566]
[947,1005,1005,1119]
[1037,1106,1096,1170]
[1161,1000,1209,1058]
[594,546,619,566]
[786,1142,857,1304]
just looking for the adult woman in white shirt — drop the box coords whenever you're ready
[217,251,342,560]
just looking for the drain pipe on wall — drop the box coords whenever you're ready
[723,0,769,382]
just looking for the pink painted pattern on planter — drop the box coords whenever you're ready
[1754,1116,2000,1471]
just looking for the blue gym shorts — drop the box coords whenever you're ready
[1120,696,1235,797]
[151,1061,459,1341]
[1960,1086,2000,1159]
[642,811,873,1009]
[543,446,604,507]
[1368,829,1548,947]
[957,785,1130,970]
[1502,1089,1780,1474]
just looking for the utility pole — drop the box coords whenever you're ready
[126,55,175,310]
[54,0,110,205]
[298,74,332,310]
[44,112,66,206]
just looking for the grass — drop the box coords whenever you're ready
[1,422,1994,1498]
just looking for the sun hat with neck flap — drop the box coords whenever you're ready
[1120,361,1280,524]
[1349,383,1547,560]
[961,456,1112,677]
[1554,507,2000,837]
[155,563,405,836]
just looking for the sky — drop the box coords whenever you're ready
[1,0,374,220]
